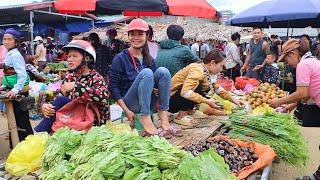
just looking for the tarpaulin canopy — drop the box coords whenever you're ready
[166,0,217,19]
[226,0,320,28]
[53,0,218,19]
[54,0,97,14]
[98,0,168,12]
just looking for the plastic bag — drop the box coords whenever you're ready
[5,132,49,176]
[208,135,276,179]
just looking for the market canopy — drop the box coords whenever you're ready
[54,0,97,14]
[54,0,218,19]
[226,0,320,28]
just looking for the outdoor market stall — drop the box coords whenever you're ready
[0,76,309,180]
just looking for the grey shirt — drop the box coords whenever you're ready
[249,39,266,67]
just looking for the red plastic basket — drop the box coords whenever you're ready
[235,77,260,90]
[217,79,234,91]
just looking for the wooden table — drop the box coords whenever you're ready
[169,115,227,147]
[0,98,19,148]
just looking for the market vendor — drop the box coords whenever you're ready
[109,19,180,138]
[270,39,320,127]
[170,49,244,126]
[1,28,33,140]
[35,40,110,133]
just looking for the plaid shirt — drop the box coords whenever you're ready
[262,64,278,84]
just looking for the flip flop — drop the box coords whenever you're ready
[168,124,183,137]
[173,115,194,126]
[140,128,173,139]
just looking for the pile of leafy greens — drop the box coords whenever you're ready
[41,126,235,180]
[226,111,309,168]
[179,150,237,180]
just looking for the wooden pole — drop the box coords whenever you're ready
[5,101,19,147]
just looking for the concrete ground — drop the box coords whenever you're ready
[270,127,320,180]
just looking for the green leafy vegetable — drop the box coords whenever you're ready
[39,160,74,180]
[42,126,235,179]
[42,128,83,170]
[227,111,309,167]
[179,150,237,180]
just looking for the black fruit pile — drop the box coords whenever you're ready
[184,139,259,173]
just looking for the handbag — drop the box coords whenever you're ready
[52,97,100,132]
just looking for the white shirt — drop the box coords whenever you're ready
[200,43,210,59]
[35,44,46,62]
[225,42,242,69]
[147,41,159,59]
[191,43,200,58]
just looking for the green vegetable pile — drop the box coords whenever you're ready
[42,128,83,170]
[179,150,237,180]
[47,62,69,72]
[41,126,236,180]
[226,111,308,167]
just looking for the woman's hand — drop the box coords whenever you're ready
[125,110,136,122]
[61,82,75,95]
[233,99,246,107]
[206,99,220,109]
[42,103,56,118]
[269,99,282,108]
[6,91,16,99]
[283,103,297,113]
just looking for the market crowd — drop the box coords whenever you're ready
[1,18,320,180]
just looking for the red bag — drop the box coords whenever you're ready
[52,98,100,132]
[235,77,260,90]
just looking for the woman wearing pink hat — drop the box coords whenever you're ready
[109,19,181,138]
[270,39,320,127]
[270,38,320,180]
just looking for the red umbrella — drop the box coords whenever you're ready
[123,0,218,19]
[166,0,218,19]
[54,0,218,19]
[54,0,97,14]
[123,11,164,17]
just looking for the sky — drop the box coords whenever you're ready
[208,0,269,13]
[0,0,42,6]
[0,0,269,14]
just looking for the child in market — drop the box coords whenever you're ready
[253,52,279,84]
[40,65,57,80]
[170,49,244,126]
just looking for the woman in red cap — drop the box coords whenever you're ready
[109,19,181,138]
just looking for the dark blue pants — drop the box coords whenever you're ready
[34,96,71,133]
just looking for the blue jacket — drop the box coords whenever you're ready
[108,49,157,100]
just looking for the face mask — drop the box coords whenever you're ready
[35,41,40,45]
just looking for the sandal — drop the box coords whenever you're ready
[173,115,194,126]
[168,124,183,137]
[140,128,173,139]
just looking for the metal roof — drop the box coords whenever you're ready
[0,1,53,10]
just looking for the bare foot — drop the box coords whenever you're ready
[157,111,170,130]
[140,115,157,134]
